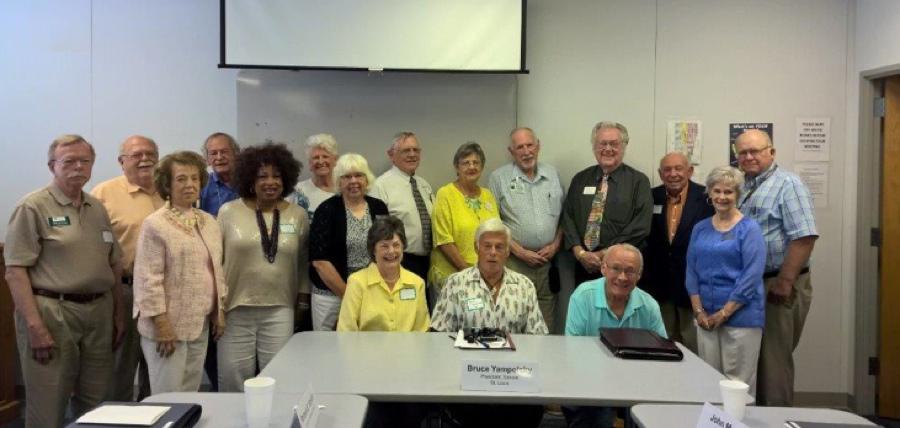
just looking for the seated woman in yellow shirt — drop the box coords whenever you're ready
[337,216,430,332]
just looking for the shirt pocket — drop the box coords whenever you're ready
[542,187,564,216]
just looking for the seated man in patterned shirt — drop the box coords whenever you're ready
[430,217,548,427]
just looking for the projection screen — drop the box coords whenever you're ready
[221,0,526,72]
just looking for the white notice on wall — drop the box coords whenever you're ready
[795,117,830,161]
[794,163,828,208]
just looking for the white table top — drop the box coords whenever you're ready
[631,404,878,427]
[259,331,726,406]
[144,392,368,428]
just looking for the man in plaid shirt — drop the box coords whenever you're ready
[734,129,818,407]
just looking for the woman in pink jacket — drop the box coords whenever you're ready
[134,151,227,394]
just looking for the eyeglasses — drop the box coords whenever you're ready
[52,158,94,167]
[736,145,772,158]
[121,151,159,160]
[208,149,233,158]
[604,264,640,279]
[594,140,624,150]
[458,160,482,168]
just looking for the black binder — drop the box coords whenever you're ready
[66,402,202,428]
[599,327,684,361]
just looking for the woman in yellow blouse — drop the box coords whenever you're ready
[338,216,429,332]
[428,142,500,290]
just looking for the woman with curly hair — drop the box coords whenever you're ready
[216,142,310,392]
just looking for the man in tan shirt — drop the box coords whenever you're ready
[92,135,164,401]
[5,135,124,428]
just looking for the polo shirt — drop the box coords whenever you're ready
[488,162,564,250]
[565,277,666,338]
[199,171,238,217]
[336,264,429,332]
[91,175,164,274]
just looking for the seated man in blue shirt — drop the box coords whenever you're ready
[564,243,665,428]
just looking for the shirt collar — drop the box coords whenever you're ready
[362,263,418,293]
[48,183,91,207]
[592,163,624,182]
[666,184,689,204]
[123,175,157,196]
[745,162,778,189]
[593,278,644,320]
[512,162,546,183]
[389,165,415,179]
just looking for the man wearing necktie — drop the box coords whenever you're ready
[370,131,434,283]
[561,121,653,287]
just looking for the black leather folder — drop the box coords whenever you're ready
[599,327,684,361]
[66,402,202,428]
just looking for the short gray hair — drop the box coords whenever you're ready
[606,243,644,272]
[119,135,158,156]
[509,127,540,147]
[48,134,95,163]
[202,132,240,157]
[590,121,630,146]
[705,166,744,199]
[332,153,375,194]
[452,141,486,168]
[305,133,338,158]
[390,131,417,151]
[475,218,511,245]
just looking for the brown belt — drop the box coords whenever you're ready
[32,288,106,303]
[763,266,810,279]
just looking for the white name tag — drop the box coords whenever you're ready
[653,204,663,214]
[695,402,748,428]
[465,298,485,311]
[102,231,114,243]
[399,288,416,300]
[280,223,296,234]
[583,186,596,195]
[461,360,540,393]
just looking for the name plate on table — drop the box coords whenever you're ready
[460,359,540,393]
[696,402,748,428]
[292,384,320,428]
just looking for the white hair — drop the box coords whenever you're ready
[305,133,338,158]
[606,243,644,272]
[475,218,511,244]
[332,153,375,194]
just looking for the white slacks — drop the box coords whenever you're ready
[141,323,209,395]
[311,289,341,331]
[217,305,294,392]
[697,325,763,397]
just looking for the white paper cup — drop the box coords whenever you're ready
[245,376,276,428]
[719,379,749,420]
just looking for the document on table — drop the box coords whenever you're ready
[76,405,170,425]
[453,330,515,350]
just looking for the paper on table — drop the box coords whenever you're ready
[76,405,170,426]
[453,329,513,350]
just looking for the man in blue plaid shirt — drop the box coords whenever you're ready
[735,129,818,407]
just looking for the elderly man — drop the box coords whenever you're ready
[488,127,564,330]
[562,121,653,286]
[640,152,712,353]
[565,243,665,428]
[370,131,434,281]
[91,135,164,401]
[431,217,547,428]
[735,129,818,406]
[199,132,240,216]
[5,135,124,427]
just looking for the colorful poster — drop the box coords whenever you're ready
[667,120,702,164]
[729,123,773,166]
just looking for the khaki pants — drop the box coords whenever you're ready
[218,305,294,392]
[141,323,209,394]
[697,326,763,397]
[15,293,114,428]
[756,272,813,406]
[506,255,556,333]
[109,284,150,401]
[660,302,698,354]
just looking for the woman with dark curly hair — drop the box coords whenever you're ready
[215,142,310,392]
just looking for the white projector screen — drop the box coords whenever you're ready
[221,0,525,72]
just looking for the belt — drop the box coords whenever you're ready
[32,288,106,303]
[122,276,134,286]
[763,266,809,279]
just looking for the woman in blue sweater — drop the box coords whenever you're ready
[686,166,766,396]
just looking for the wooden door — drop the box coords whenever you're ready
[879,76,900,418]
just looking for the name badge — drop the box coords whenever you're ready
[653,204,663,215]
[102,231,114,243]
[279,223,296,234]
[465,297,485,312]
[48,216,71,227]
[461,359,541,393]
[582,186,596,195]
[399,288,416,300]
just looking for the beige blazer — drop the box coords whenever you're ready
[133,207,227,341]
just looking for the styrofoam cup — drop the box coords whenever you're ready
[719,379,749,420]
[245,376,276,428]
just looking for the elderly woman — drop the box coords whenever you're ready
[290,133,338,219]
[337,216,429,332]
[428,142,500,292]
[309,153,388,331]
[216,143,309,392]
[134,151,227,394]
[686,166,766,395]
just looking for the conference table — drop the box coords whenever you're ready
[144,392,368,428]
[630,404,878,427]
[260,331,726,406]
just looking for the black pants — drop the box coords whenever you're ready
[574,261,603,288]
[401,252,430,282]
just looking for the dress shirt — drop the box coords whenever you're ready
[685,217,766,328]
[430,266,548,335]
[91,175,164,274]
[199,171,239,217]
[337,264,430,332]
[738,163,818,272]
[370,166,434,256]
[565,277,666,337]
[488,162,564,250]
[5,184,122,293]
[561,163,652,251]
[665,184,689,243]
